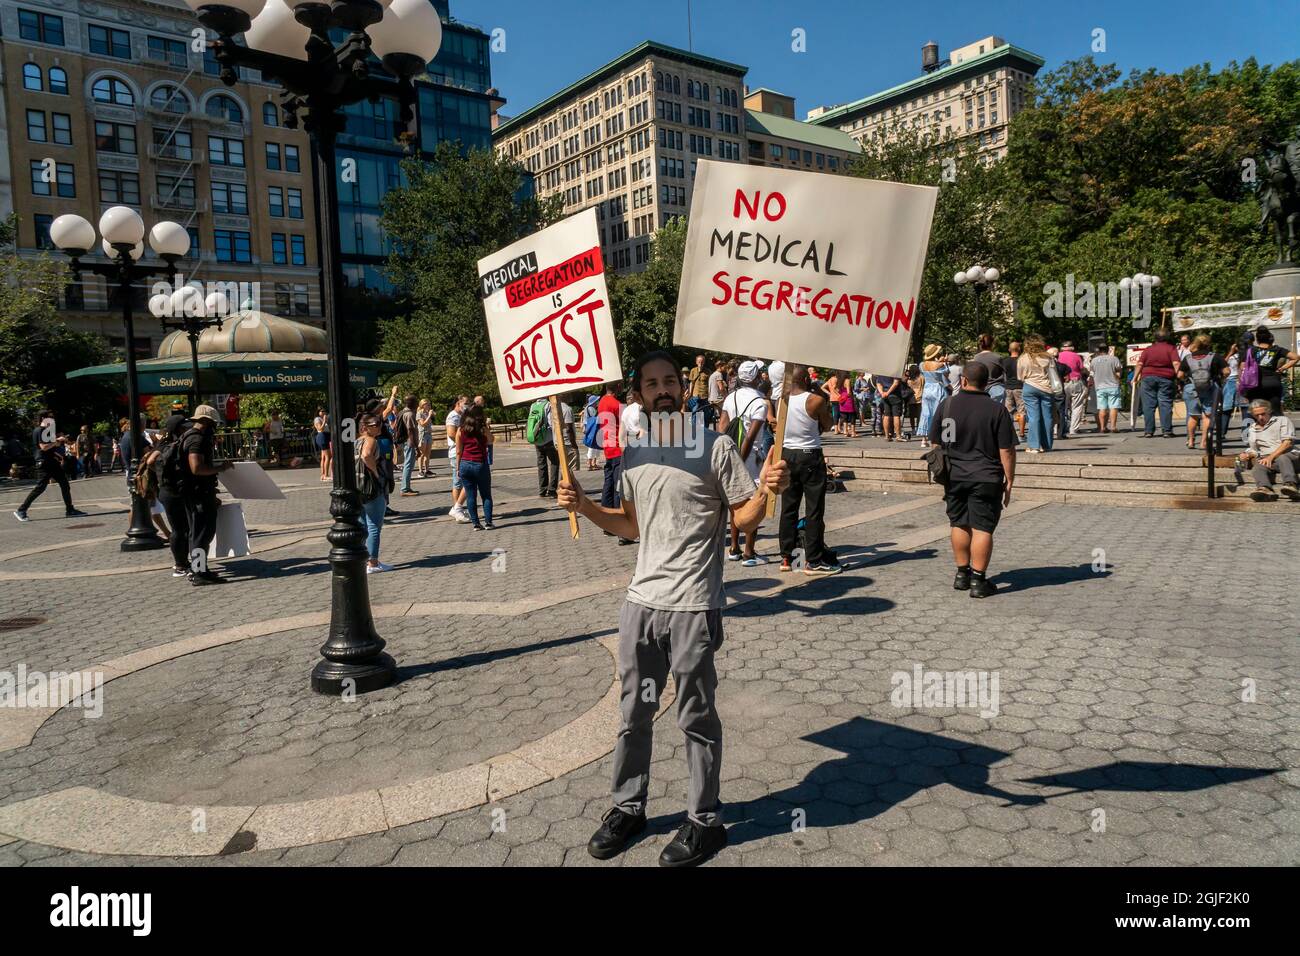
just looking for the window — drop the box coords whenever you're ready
[290,235,306,266]
[95,121,136,154]
[206,95,243,123]
[150,84,188,113]
[49,67,68,95]
[157,174,196,208]
[146,35,186,68]
[265,143,281,170]
[34,214,55,250]
[98,170,140,205]
[268,186,283,217]
[23,64,42,91]
[770,144,782,159]
[284,145,300,173]
[271,233,287,264]
[186,227,201,257]
[30,161,75,198]
[286,188,303,219]
[19,9,64,45]
[203,45,222,77]
[27,110,46,142]
[152,127,191,159]
[214,229,252,263]
[208,135,244,167]
[275,283,310,316]
[91,77,133,106]
[211,181,248,214]
[89,25,131,59]
[263,102,278,126]
[52,113,71,145]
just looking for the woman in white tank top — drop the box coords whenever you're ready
[777,366,841,576]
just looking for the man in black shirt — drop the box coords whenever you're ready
[13,412,86,522]
[181,405,232,586]
[928,363,1016,598]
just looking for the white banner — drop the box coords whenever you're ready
[478,209,621,407]
[1169,297,1295,332]
[673,160,937,377]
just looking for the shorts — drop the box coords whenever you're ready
[1095,386,1121,411]
[314,432,330,451]
[943,479,1004,533]
[1185,384,1218,416]
[449,453,462,489]
[881,394,905,415]
[151,500,164,516]
[830,404,841,422]
[1004,388,1025,417]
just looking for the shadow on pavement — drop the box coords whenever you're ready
[394,626,616,684]
[1018,762,1279,795]
[993,563,1112,593]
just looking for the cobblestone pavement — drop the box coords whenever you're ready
[0,443,1296,866]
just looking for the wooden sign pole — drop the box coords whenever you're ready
[764,365,795,518]
[550,394,580,539]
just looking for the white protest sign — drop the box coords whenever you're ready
[208,501,250,559]
[673,160,938,377]
[218,461,285,500]
[1126,343,1151,367]
[478,208,621,407]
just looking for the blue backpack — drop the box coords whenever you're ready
[582,396,602,449]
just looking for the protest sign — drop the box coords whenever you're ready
[208,502,250,560]
[674,160,937,513]
[218,461,285,500]
[479,210,620,538]
[673,159,938,377]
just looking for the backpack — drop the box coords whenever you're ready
[735,395,773,463]
[582,396,602,449]
[1187,353,1214,388]
[155,434,190,496]
[393,409,410,445]
[136,446,162,502]
[526,399,552,445]
[921,398,952,485]
[1238,347,1260,390]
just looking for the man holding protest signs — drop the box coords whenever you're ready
[557,351,788,866]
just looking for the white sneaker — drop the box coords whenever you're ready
[366,562,394,574]
[451,506,471,524]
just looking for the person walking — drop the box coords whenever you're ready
[1239,398,1299,501]
[930,362,1016,598]
[313,408,332,481]
[180,405,232,586]
[153,412,193,578]
[1178,335,1228,450]
[1002,341,1026,439]
[1090,343,1124,434]
[917,345,950,449]
[687,354,711,422]
[1241,327,1298,417]
[875,372,904,441]
[396,394,420,498]
[1135,331,1181,438]
[445,396,470,522]
[356,412,395,572]
[778,365,840,575]
[557,350,789,867]
[76,426,96,479]
[455,403,495,529]
[719,360,772,565]
[825,370,843,436]
[1018,336,1057,454]
[13,412,86,521]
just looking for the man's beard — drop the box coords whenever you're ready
[652,395,676,410]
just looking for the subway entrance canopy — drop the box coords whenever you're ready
[66,309,413,394]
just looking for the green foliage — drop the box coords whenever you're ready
[237,390,327,429]
[0,215,117,433]
[378,143,564,408]
[606,216,689,367]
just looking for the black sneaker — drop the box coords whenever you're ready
[1280,484,1300,501]
[65,508,88,517]
[953,567,971,591]
[189,573,220,586]
[1251,488,1279,502]
[587,808,647,860]
[617,537,634,545]
[969,576,997,599]
[13,511,29,523]
[659,819,727,868]
[171,567,188,578]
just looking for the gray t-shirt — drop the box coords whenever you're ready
[619,430,756,612]
[1090,354,1122,388]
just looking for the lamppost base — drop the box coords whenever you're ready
[120,533,166,553]
[310,653,396,695]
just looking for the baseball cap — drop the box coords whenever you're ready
[190,404,222,424]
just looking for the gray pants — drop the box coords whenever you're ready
[1065,379,1088,433]
[1253,452,1299,489]
[611,602,724,827]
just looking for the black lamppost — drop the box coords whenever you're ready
[153,287,230,409]
[49,208,189,552]
[186,0,442,694]
[954,264,1001,341]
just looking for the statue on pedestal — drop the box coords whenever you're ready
[1258,129,1300,265]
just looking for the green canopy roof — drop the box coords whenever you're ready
[67,353,413,394]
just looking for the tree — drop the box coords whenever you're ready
[0,215,117,434]
[378,143,564,407]
[606,215,689,366]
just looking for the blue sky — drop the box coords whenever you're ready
[455,0,1299,120]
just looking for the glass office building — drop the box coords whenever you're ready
[336,0,497,293]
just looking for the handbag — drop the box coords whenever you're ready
[1045,358,1064,395]
[921,398,951,485]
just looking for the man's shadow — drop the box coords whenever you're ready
[694,717,1278,849]
[992,563,1113,593]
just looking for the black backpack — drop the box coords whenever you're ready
[156,432,190,495]
[393,410,410,445]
